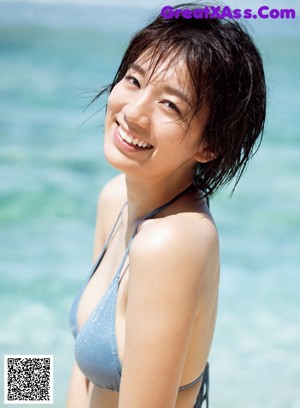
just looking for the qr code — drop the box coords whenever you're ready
[4,355,53,404]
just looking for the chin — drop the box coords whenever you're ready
[103,137,133,174]
[103,139,122,170]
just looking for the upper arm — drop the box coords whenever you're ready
[66,361,89,408]
[118,218,218,408]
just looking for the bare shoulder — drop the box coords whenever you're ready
[97,173,127,210]
[96,174,127,225]
[132,211,219,269]
[130,211,219,309]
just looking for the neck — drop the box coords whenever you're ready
[125,174,193,228]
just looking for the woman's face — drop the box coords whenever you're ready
[104,52,209,186]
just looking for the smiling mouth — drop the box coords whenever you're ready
[117,123,153,149]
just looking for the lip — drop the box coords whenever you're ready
[113,122,153,153]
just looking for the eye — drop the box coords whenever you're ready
[161,100,181,114]
[125,75,140,88]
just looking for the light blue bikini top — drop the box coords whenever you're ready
[69,184,209,397]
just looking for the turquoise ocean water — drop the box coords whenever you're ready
[1,2,299,407]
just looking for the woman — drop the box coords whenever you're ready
[68,3,266,407]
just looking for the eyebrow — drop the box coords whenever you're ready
[129,63,193,108]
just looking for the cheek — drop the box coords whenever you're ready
[107,84,127,113]
[106,93,117,116]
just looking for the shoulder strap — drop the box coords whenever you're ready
[88,202,128,281]
[115,183,196,280]
[137,182,196,223]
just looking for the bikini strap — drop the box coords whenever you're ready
[88,202,128,281]
[178,368,205,391]
[194,363,209,407]
[115,183,196,279]
[137,182,197,223]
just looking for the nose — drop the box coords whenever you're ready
[122,90,151,130]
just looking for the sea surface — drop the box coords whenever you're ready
[0,2,299,407]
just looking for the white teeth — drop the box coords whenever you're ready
[118,125,152,149]
[119,127,127,139]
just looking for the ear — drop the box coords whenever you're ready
[193,146,217,163]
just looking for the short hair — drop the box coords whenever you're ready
[94,2,266,198]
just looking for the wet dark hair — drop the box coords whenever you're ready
[93,2,266,198]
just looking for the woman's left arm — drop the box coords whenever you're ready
[118,218,219,408]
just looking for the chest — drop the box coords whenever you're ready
[76,227,129,333]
